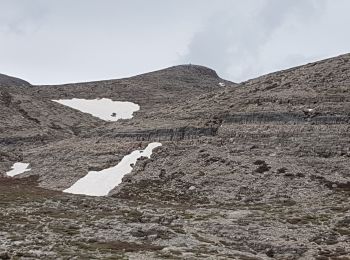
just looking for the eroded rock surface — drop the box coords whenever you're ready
[1,58,350,259]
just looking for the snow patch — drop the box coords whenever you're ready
[64,142,162,196]
[6,162,31,177]
[53,98,140,121]
[219,82,226,87]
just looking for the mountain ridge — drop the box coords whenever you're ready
[0,72,31,87]
[0,54,349,259]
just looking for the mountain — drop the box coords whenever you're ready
[0,57,349,259]
[1,65,232,189]
[0,73,30,87]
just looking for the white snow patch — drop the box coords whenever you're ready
[219,82,226,87]
[53,98,140,121]
[64,142,162,196]
[6,162,31,177]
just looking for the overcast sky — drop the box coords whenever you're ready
[0,0,350,84]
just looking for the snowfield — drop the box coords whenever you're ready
[64,142,162,196]
[53,98,140,121]
[6,162,31,177]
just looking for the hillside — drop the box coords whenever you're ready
[0,57,349,259]
[0,65,231,189]
[0,73,30,87]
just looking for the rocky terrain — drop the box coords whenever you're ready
[0,55,350,259]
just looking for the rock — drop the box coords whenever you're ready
[266,248,274,257]
[0,252,10,260]
[1,54,350,259]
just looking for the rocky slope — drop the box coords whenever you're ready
[0,73,30,87]
[0,65,231,188]
[1,57,350,259]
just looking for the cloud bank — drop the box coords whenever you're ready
[181,0,328,81]
[0,0,349,84]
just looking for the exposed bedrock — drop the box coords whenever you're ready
[223,112,350,124]
[103,126,219,141]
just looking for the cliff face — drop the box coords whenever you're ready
[1,57,350,259]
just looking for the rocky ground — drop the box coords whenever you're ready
[1,176,349,259]
[1,55,350,259]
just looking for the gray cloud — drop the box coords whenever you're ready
[0,0,47,34]
[0,0,349,84]
[181,0,328,82]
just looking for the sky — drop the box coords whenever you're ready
[0,0,350,84]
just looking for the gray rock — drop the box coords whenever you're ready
[1,55,350,259]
